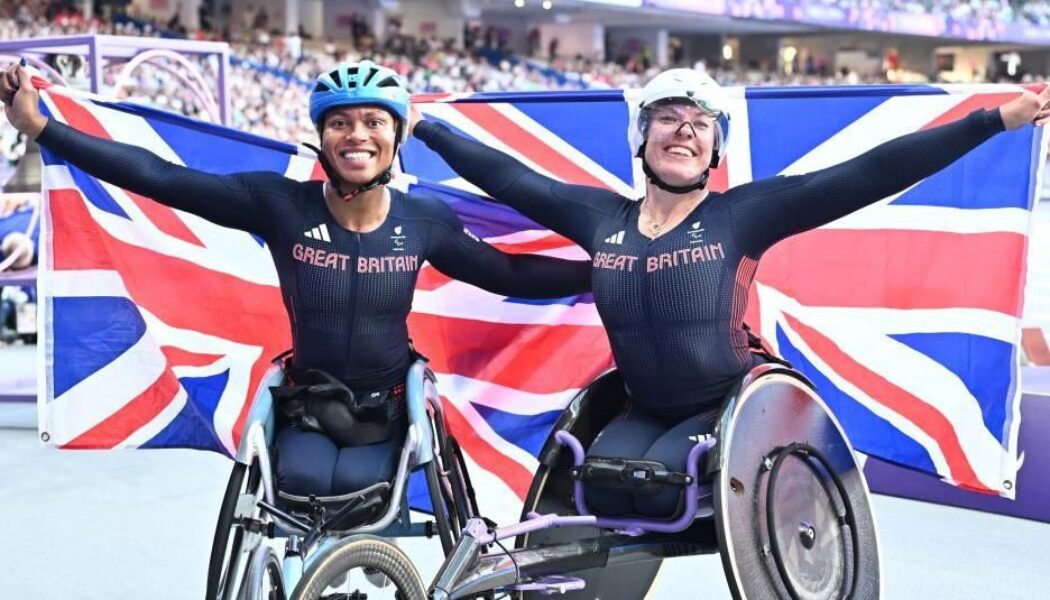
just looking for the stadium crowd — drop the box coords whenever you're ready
[0,5,899,147]
[0,1,1047,150]
[4,1,1050,142]
[813,0,1050,25]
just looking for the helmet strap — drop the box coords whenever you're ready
[305,135,400,202]
[637,141,710,194]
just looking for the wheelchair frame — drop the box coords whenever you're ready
[206,356,477,600]
[428,362,881,600]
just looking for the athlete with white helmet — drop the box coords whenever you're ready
[411,69,1050,518]
[0,59,592,498]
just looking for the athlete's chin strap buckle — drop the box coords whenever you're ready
[304,142,394,202]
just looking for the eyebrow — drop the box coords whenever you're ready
[327,109,390,120]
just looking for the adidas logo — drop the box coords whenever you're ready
[604,230,625,245]
[304,223,331,242]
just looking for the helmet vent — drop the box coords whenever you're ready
[361,67,379,86]
[313,81,331,93]
[377,76,400,88]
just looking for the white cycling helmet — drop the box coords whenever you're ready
[632,68,731,169]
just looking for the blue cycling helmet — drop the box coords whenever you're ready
[309,60,410,142]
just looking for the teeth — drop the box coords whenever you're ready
[339,151,371,160]
[667,147,694,157]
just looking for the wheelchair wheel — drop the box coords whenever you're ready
[239,545,286,600]
[428,408,477,551]
[713,369,880,600]
[291,535,425,600]
[207,459,267,600]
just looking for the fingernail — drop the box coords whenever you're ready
[19,57,26,67]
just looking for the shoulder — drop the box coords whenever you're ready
[721,173,813,202]
[551,182,630,214]
[392,189,490,249]
[394,189,461,228]
[235,172,320,205]
[234,171,306,189]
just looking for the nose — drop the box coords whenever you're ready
[340,121,370,143]
[674,121,697,139]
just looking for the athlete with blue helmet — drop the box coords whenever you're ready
[1,60,592,497]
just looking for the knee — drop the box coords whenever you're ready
[633,488,682,519]
[275,428,337,497]
[331,437,403,495]
[277,458,334,497]
[583,482,633,517]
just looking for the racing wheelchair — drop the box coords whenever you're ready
[205,353,478,600]
[427,360,882,599]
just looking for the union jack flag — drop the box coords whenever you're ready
[39,81,1044,525]
[402,84,1046,507]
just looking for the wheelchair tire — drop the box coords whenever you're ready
[207,460,265,600]
[291,535,426,600]
[428,408,478,552]
[445,436,478,534]
[239,545,286,600]
[425,458,455,555]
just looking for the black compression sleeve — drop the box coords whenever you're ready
[728,108,1006,256]
[414,120,623,252]
[36,119,280,235]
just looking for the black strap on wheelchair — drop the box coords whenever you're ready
[742,322,794,368]
[271,369,403,447]
[764,442,859,600]
[571,456,693,493]
[408,339,429,363]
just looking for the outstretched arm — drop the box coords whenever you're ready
[411,112,623,253]
[730,87,1050,256]
[36,120,280,235]
[425,199,591,299]
[2,62,278,236]
[731,108,1008,256]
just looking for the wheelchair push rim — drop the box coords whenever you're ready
[712,369,881,600]
[290,535,426,600]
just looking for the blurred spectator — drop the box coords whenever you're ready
[0,197,37,271]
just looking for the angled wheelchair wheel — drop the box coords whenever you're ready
[291,535,426,600]
[207,459,268,600]
[712,368,881,600]
[239,545,286,600]
[428,405,478,550]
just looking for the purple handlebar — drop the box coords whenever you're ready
[555,430,717,534]
[477,430,717,545]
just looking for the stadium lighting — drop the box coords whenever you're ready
[543,0,554,9]
[722,44,733,61]
[515,0,525,7]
